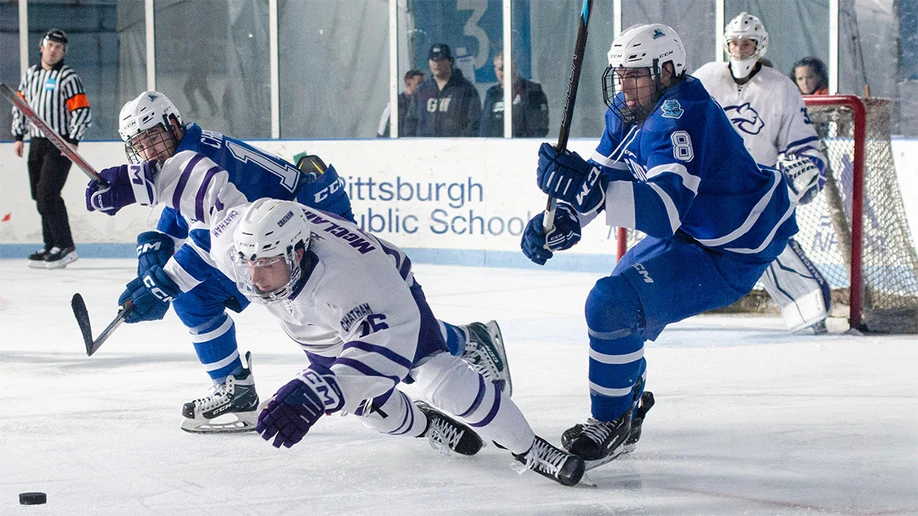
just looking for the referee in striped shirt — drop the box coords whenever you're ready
[12,29,92,269]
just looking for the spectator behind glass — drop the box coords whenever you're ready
[403,43,482,137]
[376,69,425,137]
[791,57,829,95]
[480,52,549,137]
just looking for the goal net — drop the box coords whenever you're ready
[792,95,918,333]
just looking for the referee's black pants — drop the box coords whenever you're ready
[27,138,74,250]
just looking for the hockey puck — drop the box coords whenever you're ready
[19,492,47,505]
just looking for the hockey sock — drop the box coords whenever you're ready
[190,313,243,383]
[438,321,465,356]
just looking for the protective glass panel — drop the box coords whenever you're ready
[529,0,616,140]
[0,3,20,141]
[20,0,122,141]
[154,0,270,138]
[279,0,388,139]
[396,0,501,137]
[622,0,716,74]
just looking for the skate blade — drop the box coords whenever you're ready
[582,448,627,471]
[181,412,257,434]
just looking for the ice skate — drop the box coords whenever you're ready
[181,352,259,433]
[43,246,78,269]
[623,391,655,453]
[416,401,484,456]
[561,411,633,469]
[460,320,513,396]
[513,436,585,486]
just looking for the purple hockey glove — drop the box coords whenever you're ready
[86,162,157,216]
[117,266,181,323]
[136,231,175,276]
[521,203,582,265]
[256,368,344,449]
[537,142,605,214]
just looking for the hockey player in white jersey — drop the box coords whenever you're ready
[520,24,798,468]
[206,198,584,486]
[693,13,832,333]
[84,91,512,433]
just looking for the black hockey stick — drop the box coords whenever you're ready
[543,0,594,232]
[71,294,133,356]
[0,81,101,181]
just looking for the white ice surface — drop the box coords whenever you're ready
[1,258,916,515]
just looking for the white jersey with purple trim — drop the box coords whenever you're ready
[692,62,827,171]
[208,203,422,414]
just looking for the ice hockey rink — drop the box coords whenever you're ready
[1,258,916,516]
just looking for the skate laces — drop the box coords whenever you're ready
[580,418,617,444]
[426,415,463,457]
[512,438,566,476]
[193,378,235,412]
[464,325,500,380]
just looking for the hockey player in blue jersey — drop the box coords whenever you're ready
[520,24,798,467]
[85,91,512,433]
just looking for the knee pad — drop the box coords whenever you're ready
[412,353,496,425]
[585,275,644,338]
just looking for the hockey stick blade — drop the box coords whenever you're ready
[71,294,134,356]
[0,81,101,181]
[71,294,94,353]
[543,0,593,232]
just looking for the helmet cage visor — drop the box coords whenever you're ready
[231,247,302,304]
[602,60,662,124]
[124,124,178,165]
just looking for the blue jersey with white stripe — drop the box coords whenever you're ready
[592,76,797,262]
[152,122,352,291]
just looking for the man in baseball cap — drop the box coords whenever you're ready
[428,43,453,62]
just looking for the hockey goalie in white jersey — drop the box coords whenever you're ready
[204,198,585,486]
[693,12,832,332]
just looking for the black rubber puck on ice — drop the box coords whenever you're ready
[19,492,47,505]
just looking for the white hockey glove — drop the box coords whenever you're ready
[779,155,823,205]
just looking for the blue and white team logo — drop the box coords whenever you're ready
[725,102,765,135]
[661,99,684,119]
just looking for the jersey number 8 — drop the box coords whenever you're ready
[670,130,694,162]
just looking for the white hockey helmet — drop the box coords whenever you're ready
[724,12,768,80]
[232,199,313,304]
[118,91,183,164]
[603,23,686,123]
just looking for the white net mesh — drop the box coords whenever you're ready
[795,97,918,333]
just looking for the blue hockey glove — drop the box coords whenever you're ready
[521,203,582,265]
[537,142,605,214]
[136,231,175,276]
[256,368,344,449]
[86,162,158,216]
[118,266,181,323]
[778,155,825,205]
[296,164,355,223]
